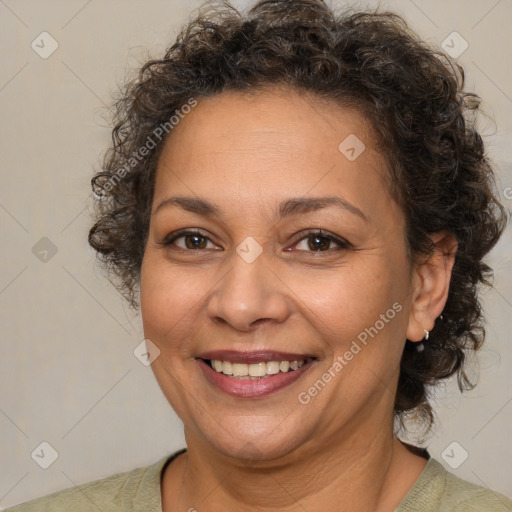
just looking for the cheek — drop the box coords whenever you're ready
[294,265,397,337]
[140,258,201,341]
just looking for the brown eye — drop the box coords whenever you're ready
[292,230,350,252]
[163,230,217,250]
[182,233,208,249]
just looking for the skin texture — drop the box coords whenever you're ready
[139,88,457,511]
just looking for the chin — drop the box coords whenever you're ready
[188,413,312,464]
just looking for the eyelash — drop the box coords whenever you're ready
[162,228,351,253]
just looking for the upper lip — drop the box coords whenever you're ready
[197,350,316,364]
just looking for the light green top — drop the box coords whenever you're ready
[6,448,512,511]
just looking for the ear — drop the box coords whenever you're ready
[406,231,458,342]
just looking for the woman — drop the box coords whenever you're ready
[7,0,511,510]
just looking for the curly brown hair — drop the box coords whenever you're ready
[88,0,507,430]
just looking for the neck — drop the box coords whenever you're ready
[162,418,427,512]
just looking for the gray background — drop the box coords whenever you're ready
[1,0,511,508]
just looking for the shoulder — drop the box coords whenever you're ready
[396,457,512,512]
[4,452,181,512]
[439,460,512,512]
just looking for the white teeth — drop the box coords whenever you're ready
[232,363,249,376]
[209,358,308,378]
[248,362,267,377]
[222,361,233,375]
[266,361,280,374]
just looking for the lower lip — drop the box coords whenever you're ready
[197,359,314,398]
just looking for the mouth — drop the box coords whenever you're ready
[196,351,317,398]
[206,357,313,378]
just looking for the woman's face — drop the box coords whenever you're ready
[140,88,419,462]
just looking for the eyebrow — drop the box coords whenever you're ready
[154,195,368,222]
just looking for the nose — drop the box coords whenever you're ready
[206,248,291,332]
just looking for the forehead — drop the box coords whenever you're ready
[153,88,393,222]
[159,88,377,155]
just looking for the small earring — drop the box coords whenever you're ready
[416,329,429,352]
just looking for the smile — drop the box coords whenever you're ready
[196,352,317,398]
[209,359,307,378]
